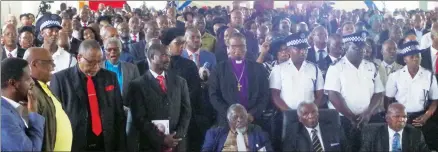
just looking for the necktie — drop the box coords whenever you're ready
[312,129,323,152]
[236,131,246,152]
[156,75,167,93]
[317,50,325,68]
[8,53,12,58]
[86,76,102,136]
[435,52,438,74]
[192,53,198,67]
[392,133,401,152]
[83,22,87,27]
[132,35,137,42]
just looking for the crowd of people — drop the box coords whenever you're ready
[1,1,438,152]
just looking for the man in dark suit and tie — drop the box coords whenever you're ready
[49,40,126,151]
[126,43,191,151]
[209,32,269,127]
[283,102,348,152]
[406,14,429,43]
[360,103,430,152]
[2,24,26,60]
[1,58,45,151]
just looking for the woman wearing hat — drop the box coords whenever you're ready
[385,40,438,137]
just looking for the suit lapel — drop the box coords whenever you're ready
[165,71,177,100]
[402,128,409,152]
[1,47,5,60]
[95,70,110,125]
[121,62,129,90]
[420,48,432,71]
[307,48,317,63]
[246,61,255,106]
[319,123,332,151]
[299,124,313,150]
[145,71,165,95]
[382,125,390,151]
[71,66,88,106]
[1,98,25,129]
[225,61,238,104]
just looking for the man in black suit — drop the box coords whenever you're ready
[306,26,328,65]
[360,103,430,152]
[283,102,348,152]
[209,32,269,127]
[50,40,126,151]
[126,43,191,151]
[406,14,429,43]
[2,24,26,60]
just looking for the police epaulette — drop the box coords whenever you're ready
[331,59,340,65]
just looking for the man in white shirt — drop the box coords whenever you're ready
[270,32,324,111]
[325,31,384,151]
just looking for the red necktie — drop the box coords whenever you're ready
[156,75,167,93]
[86,76,102,136]
[132,35,137,42]
[8,53,12,58]
[83,22,87,27]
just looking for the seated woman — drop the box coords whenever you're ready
[202,104,273,152]
[79,27,103,46]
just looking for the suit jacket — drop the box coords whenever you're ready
[421,47,433,71]
[126,70,191,151]
[201,124,273,152]
[49,66,126,151]
[1,98,45,151]
[136,59,149,75]
[69,37,81,57]
[306,47,335,78]
[181,49,217,70]
[1,46,26,60]
[209,59,269,125]
[128,40,147,63]
[32,79,57,151]
[328,19,339,34]
[360,124,430,152]
[102,61,140,102]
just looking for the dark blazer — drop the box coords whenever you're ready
[126,70,191,151]
[209,59,270,125]
[181,49,217,70]
[360,124,430,152]
[49,66,126,151]
[136,59,149,75]
[128,40,147,63]
[283,122,348,152]
[201,124,273,152]
[69,37,81,57]
[305,47,334,78]
[32,79,57,151]
[328,19,339,34]
[1,46,26,60]
[1,98,45,151]
[421,47,433,71]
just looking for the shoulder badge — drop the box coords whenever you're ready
[362,32,367,38]
[300,33,306,39]
[51,14,58,20]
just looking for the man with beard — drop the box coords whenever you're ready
[360,103,430,151]
[2,24,26,60]
[201,104,273,151]
[209,33,269,127]
[36,14,76,73]
[126,43,191,151]
[50,40,126,151]
[283,102,348,151]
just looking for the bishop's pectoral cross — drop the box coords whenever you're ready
[237,82,242,92]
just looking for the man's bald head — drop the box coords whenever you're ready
[387,103,406,115]
[24,47,51,63]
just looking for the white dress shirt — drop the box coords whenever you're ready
[388,127,403,152]
[420,32,432,49]
[415,28,424,42]
[305,124,325,151]
[269,59,324,109]
[52,47,77,73]
[130,33,140,42]
[324,57,384,115]
[386,66,438,112]
[314,45,328,62]
[431,46,438,74]
[4,46,18,58]
[2,96,28,128]
[329,55,339,63]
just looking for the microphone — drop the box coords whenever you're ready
[200,62,210,81]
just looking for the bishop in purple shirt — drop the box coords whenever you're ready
[209,32,269,127]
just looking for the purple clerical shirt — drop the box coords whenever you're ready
[231,59,249,108]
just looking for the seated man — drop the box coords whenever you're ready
[283,102,348,152]
[360,103,430,152]
[202,104,272,152]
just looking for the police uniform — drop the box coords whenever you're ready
[385,40,438,150]
[324,31,385,151]
[269,32,324,109]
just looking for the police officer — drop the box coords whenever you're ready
[385,40,438,150]
[270,32,325,111]
[324,31,385,151]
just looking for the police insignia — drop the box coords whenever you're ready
[362,32,367,38]
[300,33,305,39]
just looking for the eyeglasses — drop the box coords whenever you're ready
[105,47,120,52]
[82,56,103,67]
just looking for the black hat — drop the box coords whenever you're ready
[36,13,62,32]
[161,28,186,46]
[398,40,422,57]
[342,31,367,47]
[283,32,309,49]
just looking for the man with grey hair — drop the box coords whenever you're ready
[2,23,26,60]
[50,39,126,151]
[283,102,347,152]
[202,103,272,151]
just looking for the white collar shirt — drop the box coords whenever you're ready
[414,28,423,42]
[431,46,438,74]
[130,33,140,42]
[388,127,403,152]
[305,124,325,151]
[2,96,28,128]
[420,32,432,49]
[53,47,77,73]
[4,46,18,58]
[385,66,438,112]
[324,57,385,115]
[149,69,166,79]
[314,45,328,62]
[269,59,324,109]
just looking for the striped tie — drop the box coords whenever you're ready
[312,129,323,152]
[392,133,401,152]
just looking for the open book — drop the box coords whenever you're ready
[152,120,169,135]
